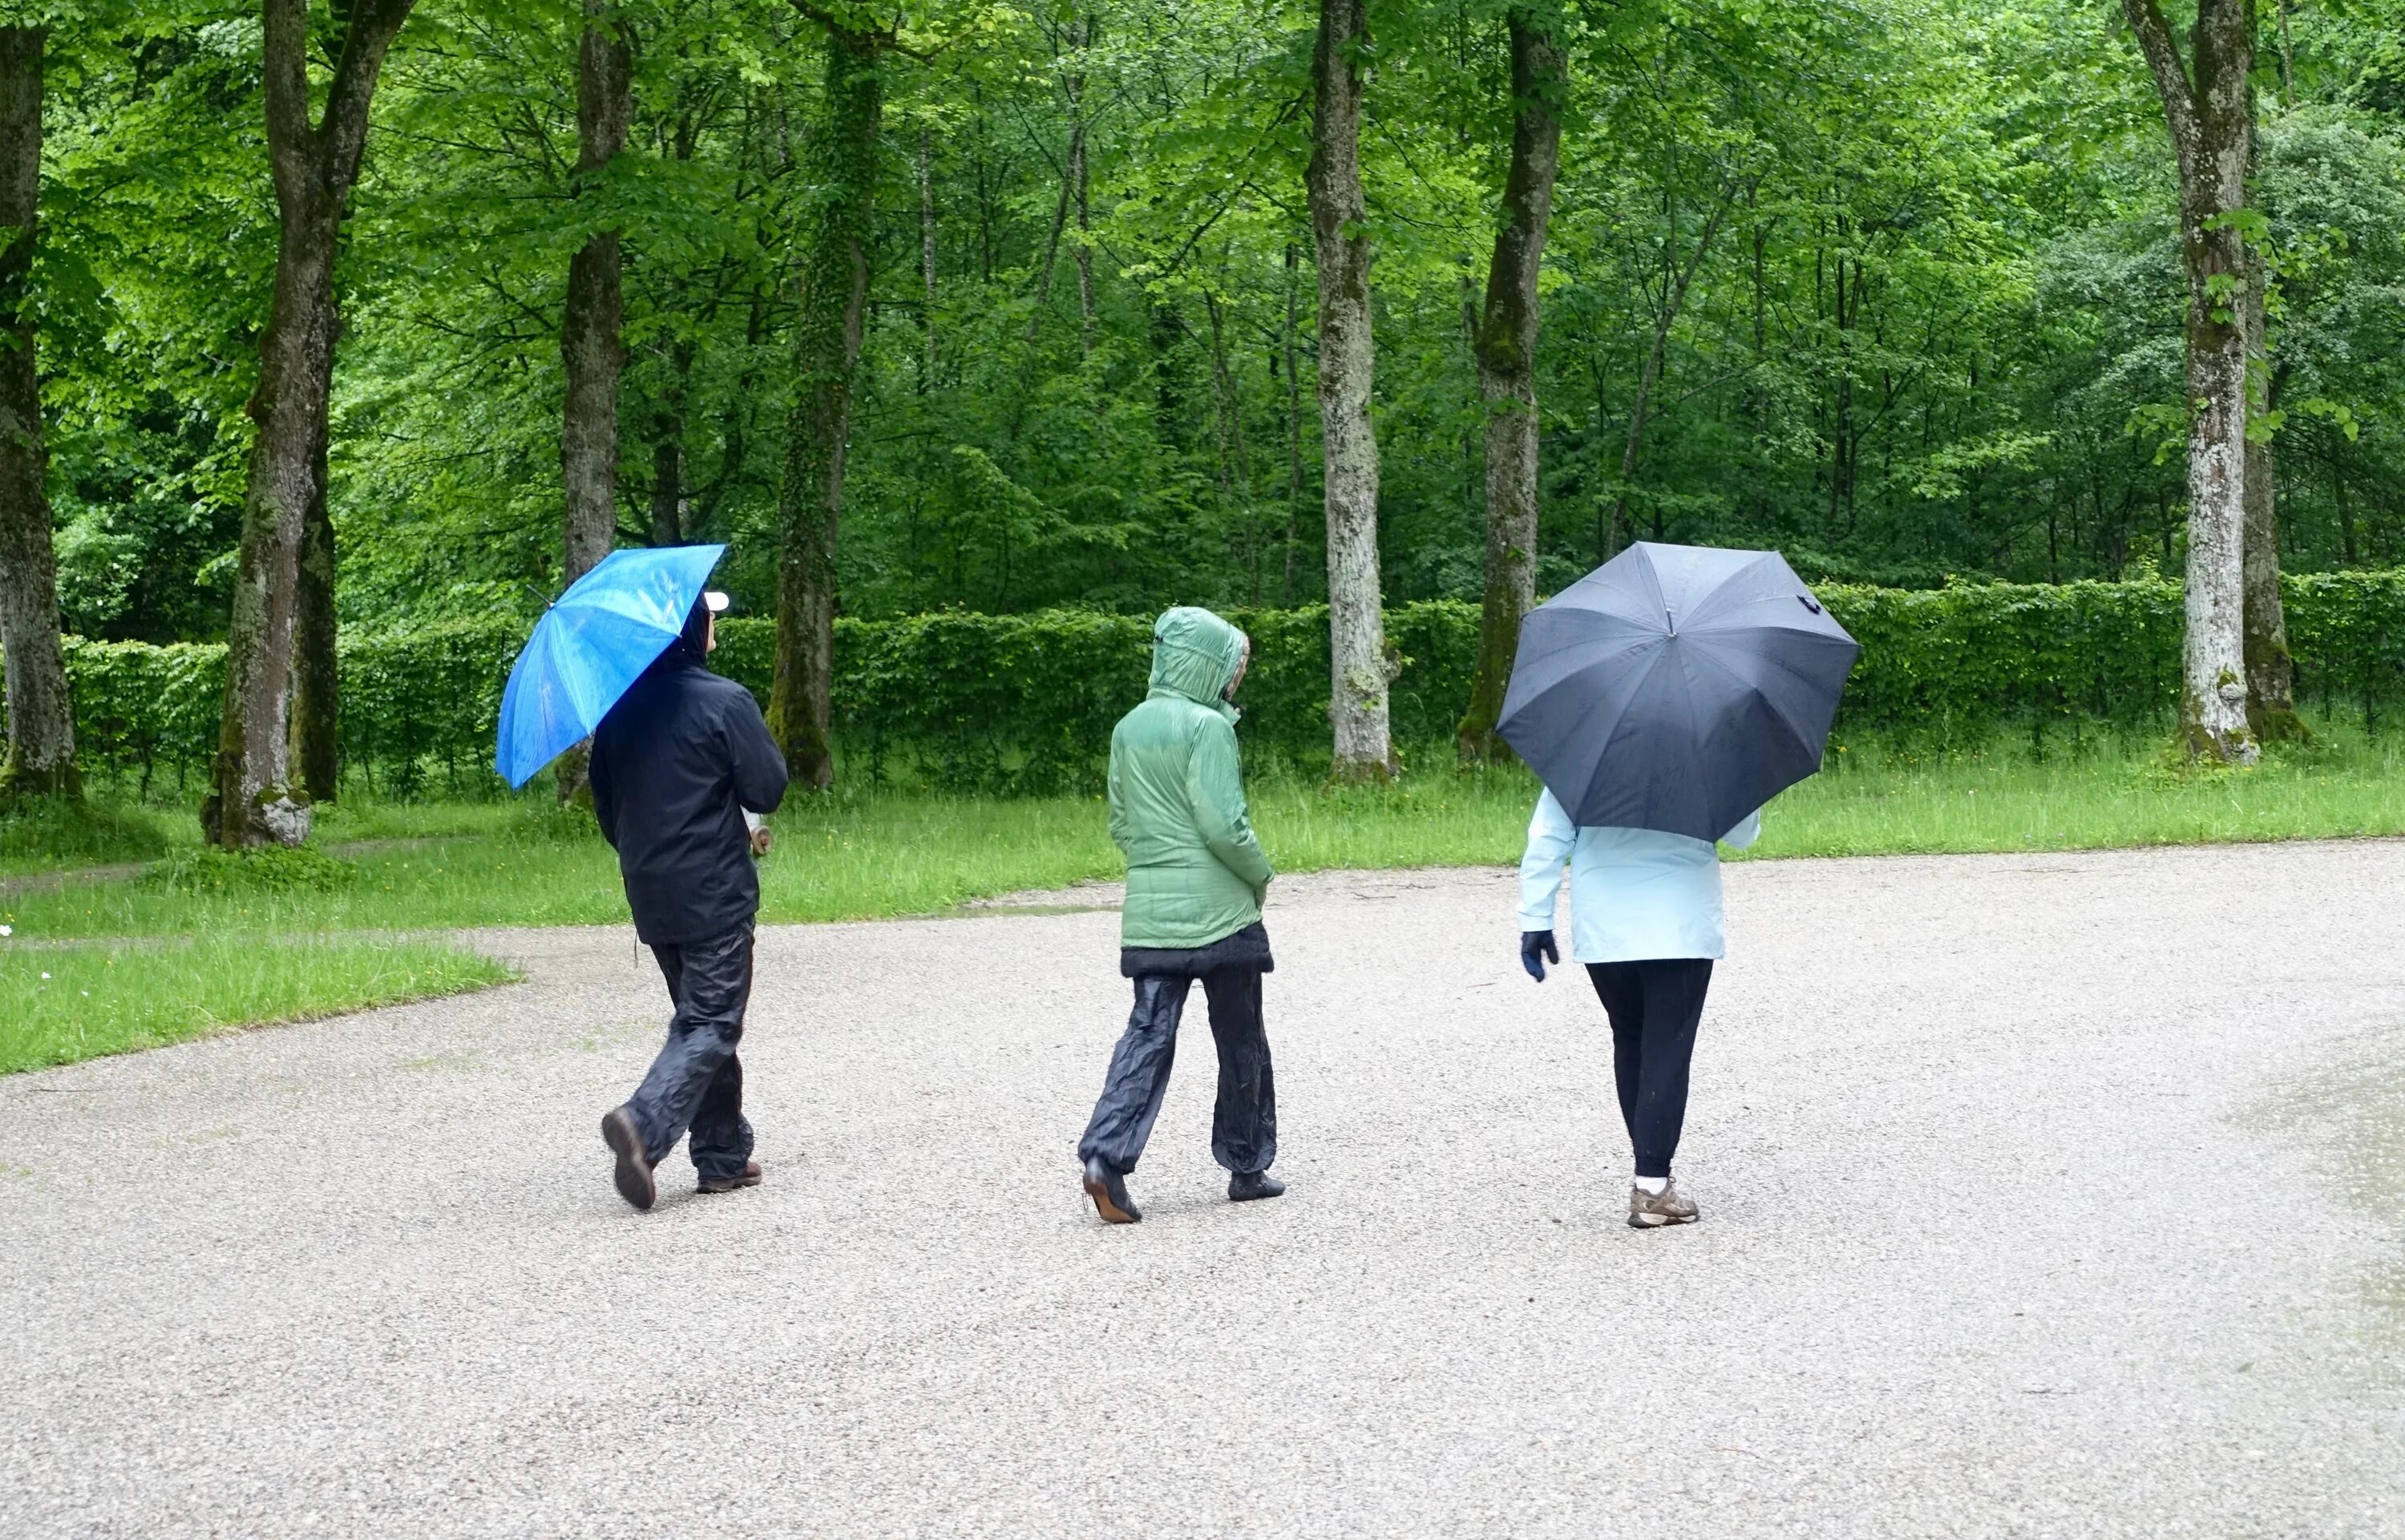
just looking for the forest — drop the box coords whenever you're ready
[0,0,2400,831]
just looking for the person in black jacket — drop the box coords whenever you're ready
[592,591,789,1211]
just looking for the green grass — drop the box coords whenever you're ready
[1761,734,2405,855]
[4,728,2399,1073]
[0,797,182,874]
[4,728,2399,946]
[0,936,518,1075]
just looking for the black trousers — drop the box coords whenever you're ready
[1586,959,1713,1179]
[626,924,756,1181]
[1078,967,1275,1178]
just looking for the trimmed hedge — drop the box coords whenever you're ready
[41,571,2405,797]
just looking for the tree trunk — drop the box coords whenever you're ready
[1307,0,1394,780]
[1069,15,1097,358]
[2241,256,2301,741]
[648,338,693,547]
[209,0,417,847]
[1204,291,1251,496]
[0,26,74,802]
[1457,9,1563,766]
[769,22,883,790]
[2123,0,2257,763]
[1280,240,1305,603]
[291,410,338,802]
[648,438,683,546]
[2241,90,2301,743]
[552,0,630,805]
[560,0,631,584]
[1608,184,1732,556]
[917,127,936,386]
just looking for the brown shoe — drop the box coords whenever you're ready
[698,1160,763,1194]
[601,1106,656,1212]
[1082,1157,1142,1224]
[1627,1180,1699,1229]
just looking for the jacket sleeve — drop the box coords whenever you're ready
[724,689,790,814]
[1516,789,1575,931]
[1186,715,1273,897]
[588,736,620,851]
[1105,734,1132,856]
[1720,809,1762,850]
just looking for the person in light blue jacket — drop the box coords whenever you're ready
[1517,789,1760,1229]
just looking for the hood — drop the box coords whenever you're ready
[1148,606,1247,714]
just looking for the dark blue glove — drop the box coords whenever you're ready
[1520,930,1558,982]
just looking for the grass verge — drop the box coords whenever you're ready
[0,936,517,1075]
[3,728,2399,1073]
[2,729,2399,946]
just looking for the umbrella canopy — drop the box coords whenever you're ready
[494,544,727,788]
[1497,542,1857,840]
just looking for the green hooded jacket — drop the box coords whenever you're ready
[1108,607,1274,948]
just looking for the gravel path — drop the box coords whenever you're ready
[3,843,2402,1538]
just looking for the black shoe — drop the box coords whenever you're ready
[601,1106,656,1211]
[1227,1169,1286,1202]
[698,1159,762,1195]
[1082,1156,1142,1224]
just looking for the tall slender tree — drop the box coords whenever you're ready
[562,0,633,586]
[770,2,895,787]
[1458,5,1566,765]
[2240,76,2300,742]
[556,0,635,803]
[0,22,73,802]
[290,413,336,801]
[208,0,418,847]
[1307,0,1395,779]
[2120,0,2257,762]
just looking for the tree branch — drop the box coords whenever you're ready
[320,0,418,193]
[787,0,940,63]
[2120,0,2199,186]
[259,0,315,205]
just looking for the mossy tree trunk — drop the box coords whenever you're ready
[2240,91,2301,744]
[1308,0,1396,781]
[2122,0,2257,764]
[770,14,884,790]
[0,25,75,803]
[291,410,338,802]
[209,0,418,848]
[1458,6,1564,766]
[556,0,634,804]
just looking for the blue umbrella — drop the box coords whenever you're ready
[495,544,727,788]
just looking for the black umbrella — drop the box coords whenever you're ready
[1497,542,1858,840]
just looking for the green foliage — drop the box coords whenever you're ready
[58,636,225,798]
[139,844,358,895]
[34,572,2405,798]
[38,0,2405,653]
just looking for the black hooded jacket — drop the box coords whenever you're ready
[589,642,789,944]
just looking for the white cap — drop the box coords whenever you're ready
[702,590,730,613]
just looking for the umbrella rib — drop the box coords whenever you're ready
[1505,629,1660,719]
[1688,631,1857,730]
[1566,642,1672,817]
[1675,551,1783,631]
[1671,639,1727,834]
[1683,641,1821,763]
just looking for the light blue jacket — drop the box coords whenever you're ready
[1516,790,1761,964]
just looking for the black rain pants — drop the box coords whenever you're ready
[625,923,756,1182]
[1586,958,1713,1179]
[1078,964,1275,1178]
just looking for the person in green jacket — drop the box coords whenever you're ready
[1078,606,1283,1224]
